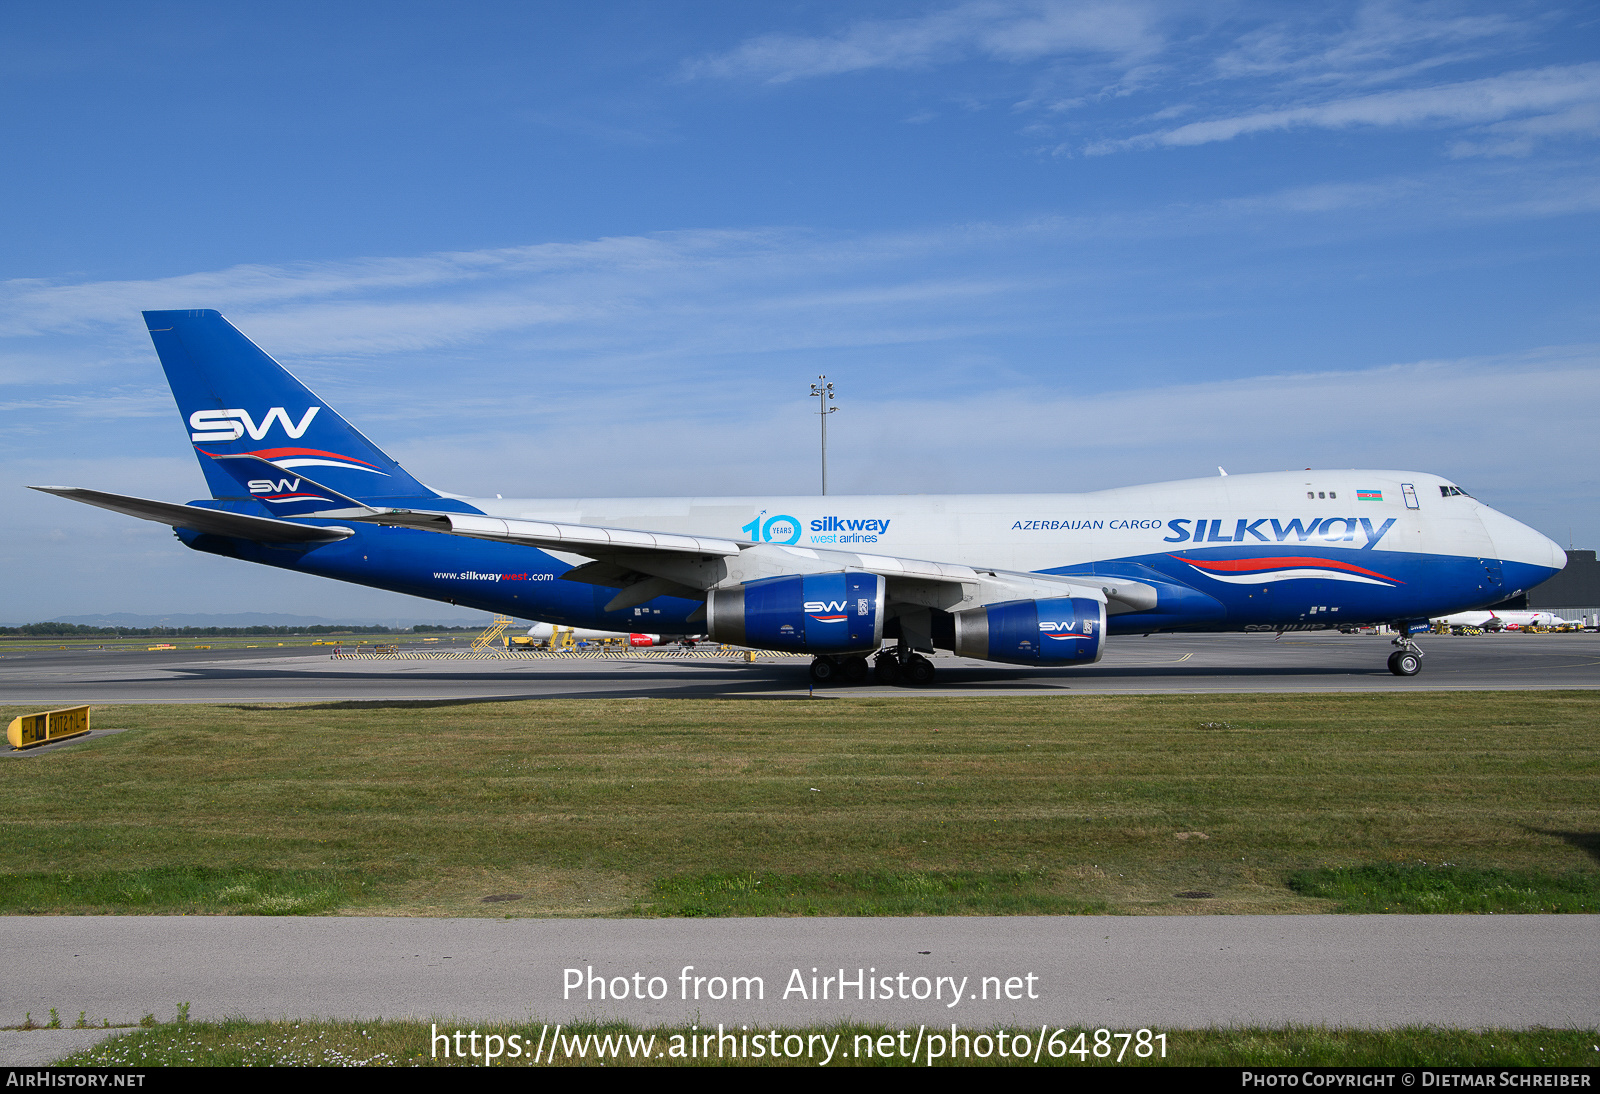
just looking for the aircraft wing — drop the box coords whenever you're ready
[258,466,1147,615]
[29,487,355,544]
[349,508,1157,615]
[360,508,744,556]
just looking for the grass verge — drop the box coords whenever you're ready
[642,868,1108,916]
[1286,863,1600,913]
[0,865,371,915]
[46,1019,1600,1067]
[1,694,1595,916]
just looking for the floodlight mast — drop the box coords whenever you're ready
[809,376,836,495]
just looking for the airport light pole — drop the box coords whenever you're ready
[809,376,836,495]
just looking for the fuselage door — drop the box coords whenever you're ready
[1401,483,1420,509]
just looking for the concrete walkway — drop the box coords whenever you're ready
[5,914,1595,1059]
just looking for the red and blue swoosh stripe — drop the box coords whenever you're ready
[1170,554,1402,587]
[237,446,386,475]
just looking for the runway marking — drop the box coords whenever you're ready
[1107,652,1195,665]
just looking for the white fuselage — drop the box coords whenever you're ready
[468,469,1561,578]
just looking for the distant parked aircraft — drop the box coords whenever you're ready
[1432,610,1581,631]
[524,622,671,647]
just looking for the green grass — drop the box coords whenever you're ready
[2,694,1596,916]
[47,1019,1600,1067]
[1286,863,1600,913]
[643,868,1107,916]
[0,865,371,915]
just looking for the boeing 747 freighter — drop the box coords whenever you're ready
[34,311,1566,684]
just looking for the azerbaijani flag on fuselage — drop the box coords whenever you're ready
[1357,490,1383,501]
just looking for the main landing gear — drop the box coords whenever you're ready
[874,645,936,687]
[1387,634,1424,676]
[807,646,937,687]
[809,654,870,685]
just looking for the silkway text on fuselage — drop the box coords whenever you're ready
[1009,517,1398,551]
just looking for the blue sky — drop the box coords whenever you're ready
[3,1,1597,623]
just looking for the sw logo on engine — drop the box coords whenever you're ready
[804,599,849,621]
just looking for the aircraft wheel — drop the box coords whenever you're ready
[874,657,902,686]
[903,655,937,686]
[809,658,837,684]
[1387,651,1421,676]
[841,656,870,684]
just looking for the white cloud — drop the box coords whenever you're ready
[0,224,1082,379]
[1449,100,1600,158]
[1212,1,1524,86]
[683,1,1160,84]
[684,4,1588,169]
[4,164,1595,400]
[1091,62,1600,153]
[0,231,799,338]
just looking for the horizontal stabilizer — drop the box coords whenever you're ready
[30,487,353,543]
[205,453,377,518]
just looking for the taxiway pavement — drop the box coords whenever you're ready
[1,632,1596,706]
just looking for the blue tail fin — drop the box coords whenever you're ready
[145,309,443,504]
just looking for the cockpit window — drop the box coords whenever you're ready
[1440,485,1472,498]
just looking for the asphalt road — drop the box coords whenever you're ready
[1,632,1596,705]
[4,914,1595,1036]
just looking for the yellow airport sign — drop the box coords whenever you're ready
[7,705,91,750]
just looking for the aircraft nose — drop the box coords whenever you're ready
[1479,505,1566,575]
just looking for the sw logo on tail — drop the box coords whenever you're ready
[189,407,320,442]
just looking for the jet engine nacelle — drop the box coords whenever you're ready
[706,572,885,654]
[953,596,1106,665]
